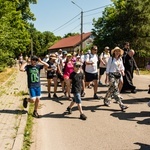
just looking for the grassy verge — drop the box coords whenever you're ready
[139,68,150,75]
[22,103,34,150]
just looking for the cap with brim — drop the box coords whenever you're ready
[62,51,67,55]
[67,53,72,57]
[31,55,38,61]
[58,49,62,52]
[105,46,110,50]
[74,61,81,66]
[111,47,124,55]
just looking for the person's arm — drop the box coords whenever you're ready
[38,58,49,68]
[19,62,27,72]
[85,54,94,65]
[100,52,106,65]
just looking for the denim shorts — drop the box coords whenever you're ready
[73,93,82,104]
[29,87,41,100]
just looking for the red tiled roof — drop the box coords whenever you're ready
[48,32,91,50]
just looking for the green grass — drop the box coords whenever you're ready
[139,68,150,75]
[22,103,34,150]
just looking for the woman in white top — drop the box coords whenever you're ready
[98,46,110,85]
[104,47,128,111]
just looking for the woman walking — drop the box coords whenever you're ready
[104,47,128,111]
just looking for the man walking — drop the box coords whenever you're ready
[85,45,99,99]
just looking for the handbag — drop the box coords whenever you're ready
[111,72,121,79]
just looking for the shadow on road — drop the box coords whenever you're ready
[0,109,27,114]
[41,111,79,119]
[134,142,150,150]
[122,97,149,104]
[110,111,150,125]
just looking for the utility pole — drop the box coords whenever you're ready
[71,1,83,53]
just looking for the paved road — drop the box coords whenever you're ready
[30,73,150,150]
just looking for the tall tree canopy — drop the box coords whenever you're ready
[92,0,150,57]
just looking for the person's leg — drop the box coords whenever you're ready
[53,77,58,98]
[64,78,71,99]
[47,79,52,97]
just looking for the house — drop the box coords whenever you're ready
[48,32,93,53]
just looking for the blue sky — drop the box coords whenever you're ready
[30,0,112,37]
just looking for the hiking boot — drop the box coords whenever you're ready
[104,99,111,107]
[48,93,51,98]
[23,98,28,108]
[80,114,87,120]
[33,110,40,118]
[53,93,58,98]
[67,107,72,114]
[93,94,99,99]
[120,104,129,111]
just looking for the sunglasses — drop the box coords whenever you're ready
[75,65,81,68]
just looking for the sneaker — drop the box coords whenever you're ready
[80,114,87,120]
[98,81,103,85]
[32,110,40,118]
[53,93,58,98]
[131,89,137,93]
[93,94,99,99]
[48,93,51,98]
[87,85,92,89]
[23,98,28,108]
[120,104,129,111]
[104,99,111,107]
[67,107,72,114]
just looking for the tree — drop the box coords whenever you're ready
[92,0,150,57]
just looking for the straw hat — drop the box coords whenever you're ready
[111,47,124,55]
[50,54,57,60]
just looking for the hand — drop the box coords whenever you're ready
[38,57,42,62]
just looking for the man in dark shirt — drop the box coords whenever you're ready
[20,55,49,118]
[66,61,87,120]
[121,50,139,93]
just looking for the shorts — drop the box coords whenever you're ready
[72,93,82,104]
[63,75,69,79]
[99,67,106,75]
[85,72,98,82]
[57,73,64,81]
[47,72,57,79]
[29,87,41,100]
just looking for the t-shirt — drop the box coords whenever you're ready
[99,52,110,68]
[25,65,43,88]
[85,54,98,73]
[46,61,58,77]
[70,71,84,93]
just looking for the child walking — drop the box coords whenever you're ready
[66,61,87,120]
[20,55,49,118]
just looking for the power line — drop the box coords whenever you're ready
[52,3,113,34]
[52,13,80,32]
[84,4,112,13]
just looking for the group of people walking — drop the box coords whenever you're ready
[19,42,144,120]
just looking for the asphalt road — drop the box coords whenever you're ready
[30,73,150,150]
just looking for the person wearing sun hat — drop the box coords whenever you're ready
[46,54,62,98]
[104,46,128,111]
